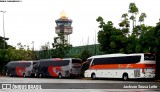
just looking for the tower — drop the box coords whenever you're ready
[55,11,72,44]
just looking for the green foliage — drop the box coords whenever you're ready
[37,42,51,59]
[154,22,160,52]
[96,2,160,54]
[139,13,147,25]
[128,3,139,29]
[128,3,139,14]
[96,17,127,54]
[52,33,72,58]
[0,41,36,74]
[80,49,91,62]
[119,13,130,28]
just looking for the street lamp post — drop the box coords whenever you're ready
[0,11,6,50]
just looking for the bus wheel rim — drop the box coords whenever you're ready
[93,75,95,78]
[23,74,26,77]
[39,74,42,77]
[92,74,96,79]
[124,75,127,80]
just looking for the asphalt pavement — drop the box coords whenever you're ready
[0,76,160,92]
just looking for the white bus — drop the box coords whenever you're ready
[84,53,156,80]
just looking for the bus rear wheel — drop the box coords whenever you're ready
[23,73,26,78]
[122,73,128,81]
[91,73,96,80]
[58,73,62,79]
[34,73,37,77]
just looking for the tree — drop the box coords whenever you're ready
[119,13,130,28]
[81,49,91,62]
[119,13,130,36]
[39,42,51,59]
[128,3,139,30]
[96,2,160,55]
[139,13,147,25]
[154,21,160,52]
[138,26,156,53]
[96,16,127,54]
[52,33,72,58]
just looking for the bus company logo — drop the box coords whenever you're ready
[2,84,11,89]
[1,83,42,89]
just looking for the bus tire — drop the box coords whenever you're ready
[35,73,37,77]
[58,73,62,79]
[9,73,13,77]
[122,73,128,81]
[23,73,26,78]
[91,73,96,80]
[39,73,42,78]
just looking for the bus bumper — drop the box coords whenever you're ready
[141,73,155,78]
[84,71,90,78]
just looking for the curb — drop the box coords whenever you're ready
[0,75,6,77]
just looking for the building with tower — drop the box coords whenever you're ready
[55,11,73,44]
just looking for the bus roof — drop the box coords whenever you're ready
[63,58,81,61]
[9,61,34,63]
[88,53,145,59]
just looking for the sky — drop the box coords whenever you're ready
[0,0,160,50]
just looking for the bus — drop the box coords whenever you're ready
[34,58,82,78]
[84,53,156,80]
[6,61,36,77]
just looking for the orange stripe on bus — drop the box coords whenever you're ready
[89,64,156,69]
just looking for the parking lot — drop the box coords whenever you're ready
[0,76,160,92]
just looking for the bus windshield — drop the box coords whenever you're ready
[82,59,92,70]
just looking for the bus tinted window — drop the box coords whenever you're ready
[72,59,81,63]
[51,60,70,66]
[39,60,51,67]
[93,56,141,65]
[39,60,70,67]
[10,62,31,67]
[144,54,155,60]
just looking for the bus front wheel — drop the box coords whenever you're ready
[91,73,96,80]
[122,73,128,81]
[39,73,42,78]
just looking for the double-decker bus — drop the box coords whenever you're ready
[6,61,36,77]
[34,58,82,78]
[84,53,156,80]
